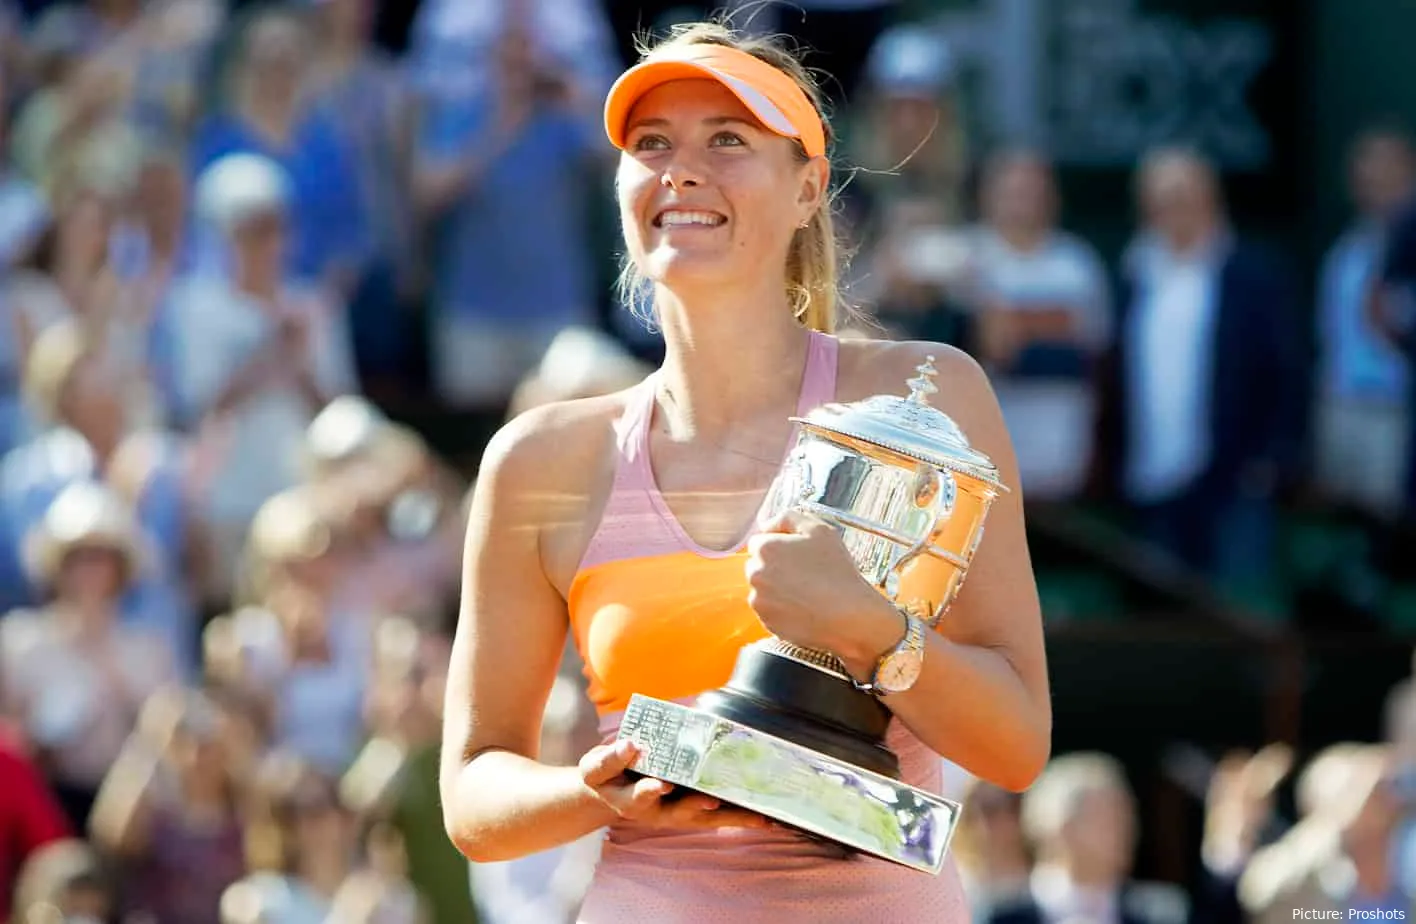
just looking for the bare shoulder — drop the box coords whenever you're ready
[476,389,633,495]
[837,339,997,425]
[470,387,641,595]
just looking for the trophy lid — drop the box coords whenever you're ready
[791,355,1007,489]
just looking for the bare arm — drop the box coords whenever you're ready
[843,345,1050,789]
[747,343,1051,792]
[441,406,770,862]
[439,411,616,862]
[88,741,161,856]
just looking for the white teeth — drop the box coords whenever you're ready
[658,210,725,227]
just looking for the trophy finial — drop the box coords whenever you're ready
[906,355,939,404]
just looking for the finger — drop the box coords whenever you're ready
[759,509,808,535]
[683,807,774,830]
[1247,743,1294,794]
[618,776,674,816]
[578,739,638,787]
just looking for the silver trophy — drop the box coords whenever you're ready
[616,357,1007,874]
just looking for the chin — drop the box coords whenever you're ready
[644,248,738,292]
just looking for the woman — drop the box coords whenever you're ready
[0,481,176,829]
[189,5,368,297]
[162,151,358,599]
[440,22,1050,922]
[220,754,360,924]
[89,687,246,923]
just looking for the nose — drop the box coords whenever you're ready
[660,159,704,189]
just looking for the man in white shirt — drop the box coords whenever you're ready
[1098,147,1307,593]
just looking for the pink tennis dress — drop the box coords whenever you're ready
[568,331,971,923]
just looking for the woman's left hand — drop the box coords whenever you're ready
[744,511,897,659]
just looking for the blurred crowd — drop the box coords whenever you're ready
[0,0,1410,921]
[953,663,1415,923]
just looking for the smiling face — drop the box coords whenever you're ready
[616,77,827,300]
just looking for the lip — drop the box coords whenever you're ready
[651,206,729,229]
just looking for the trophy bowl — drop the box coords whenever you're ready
[616,356,1007,874]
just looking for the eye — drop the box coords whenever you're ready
[631,133,670,152]
[710,131,746,148]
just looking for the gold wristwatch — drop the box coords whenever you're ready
[854,609,927,697]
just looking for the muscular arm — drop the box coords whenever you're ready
[439,409,617,863]
[833,343,1052,792]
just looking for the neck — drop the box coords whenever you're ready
[654,285,813,436]
[1162,223,1223,259]
[323,33,363,65]
[997,224,1048,252]
[58,602,113,639]
[300,852,349,898]
[242,95,297,146]
[1057,856,1120,891]
[183,779,230,815]
[236,264,280,302]
[147,223,181,262]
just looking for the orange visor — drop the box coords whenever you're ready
[604,44,827,159]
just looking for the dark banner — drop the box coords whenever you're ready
[914,0,1306,252]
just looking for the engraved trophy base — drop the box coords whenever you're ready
[615,640,961,875]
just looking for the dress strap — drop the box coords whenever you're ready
[797,330,839,415]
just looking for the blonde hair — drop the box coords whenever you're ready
[615,22,847,334]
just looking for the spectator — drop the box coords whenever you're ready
[0,481,176,830]
[1240,745,1407,921]
[306,0,417,393]
[341,617,474,924]
[224,754,363,923]
[962,148,1111,502]
[189,5,368,296]
[953,781,1031,922]
[299,403,466,628]
[1316,126,1415,518]
[0,66,52,456]
[0,319,209,666]
[162,152,358,597]
[855,194,975,347]
[89,686,247,924]
[1097,146,1307,594]
[205,487,369,777]
[9,42,143,202]
[849,23,970,234]
[10,838,115,924]
[0,722,71,921]
[1004,752,1189,924]
[410,18,610,412]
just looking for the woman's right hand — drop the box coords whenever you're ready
[579,739,772,830]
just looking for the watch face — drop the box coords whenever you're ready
[878,651,923,694]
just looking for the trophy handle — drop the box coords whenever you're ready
[882,467,955,604]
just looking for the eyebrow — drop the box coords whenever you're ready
[626,115,761,133]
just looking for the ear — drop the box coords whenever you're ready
[795,156,830,225]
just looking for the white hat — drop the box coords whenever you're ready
[304,395,389,470]
[23,481,145,587]
[866,25,957,98]
[194,153,292,232]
